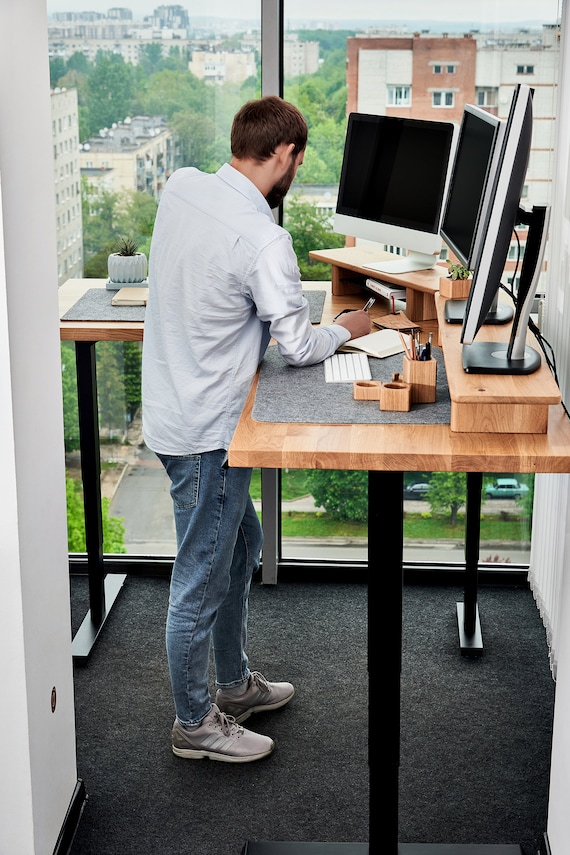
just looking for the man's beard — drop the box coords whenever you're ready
[266,158,296,209]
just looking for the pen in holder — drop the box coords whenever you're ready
[380,372,411,412]
[402,354,437,403]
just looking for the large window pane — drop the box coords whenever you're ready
[56,1,559,569]
[55,2,260,556]
[281,1,559,567]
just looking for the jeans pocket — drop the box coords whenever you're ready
[160,454,201,510]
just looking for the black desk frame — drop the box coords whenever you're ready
[72,341,126,662]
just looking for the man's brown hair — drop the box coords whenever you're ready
[231,95,308,162]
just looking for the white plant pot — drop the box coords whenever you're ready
[107,252,147,287]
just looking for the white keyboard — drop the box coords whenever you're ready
[324,351,372,383]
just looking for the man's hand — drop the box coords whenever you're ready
[334,309,372,340]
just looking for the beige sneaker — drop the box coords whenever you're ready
[216,671,295,724]
[171,704,274,763]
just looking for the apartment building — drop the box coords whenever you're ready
[51,86,83,284]
[188,49,257,84]
[80,116,177,199]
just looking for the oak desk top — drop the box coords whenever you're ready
[228,287,570,475]
[58,278,570,474]
[59,278,144,343]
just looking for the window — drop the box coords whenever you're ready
[432,90,454,107]
[476,88,498,107]
[387,85,411,106]
[56,0,559,581]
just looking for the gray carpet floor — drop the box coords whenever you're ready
[69,576,553,855]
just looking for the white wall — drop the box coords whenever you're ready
[0,1,78,852]
[532,2,570,852]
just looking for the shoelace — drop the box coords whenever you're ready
[212,708,243,736]
[250,671,270,694]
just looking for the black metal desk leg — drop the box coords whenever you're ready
[369,469,404,853]
[72,341,125,663]
[457,471,483,655]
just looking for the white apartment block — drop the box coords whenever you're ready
[188,50,256,84]
[51,87,83,285]
[283,35,320,77]
[80,116,176,199]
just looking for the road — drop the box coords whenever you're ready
[106,446,529,564]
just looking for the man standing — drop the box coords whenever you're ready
[142,96,370,762]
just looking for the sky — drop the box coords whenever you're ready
[46,1,562,26]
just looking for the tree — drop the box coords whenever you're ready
[123,342,142,421]
[87,52,136,135]
[138,68,209,120]
[168,109,220,169]
[49,56,66,87]
[96,342,128,435]
[284,196,345,280]
[81,181,158,271]
[66,477,126,553]
[305,470,368,522]
[61,342,80,452]
[426,472,467,526]
[138,42,166,77]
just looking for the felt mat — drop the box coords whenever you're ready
[252,343,451,425]
[61,288,146,322]
[61,288,326,324]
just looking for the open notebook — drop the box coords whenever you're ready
[339,327,407,359]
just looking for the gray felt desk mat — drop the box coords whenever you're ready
[61,287,326,324]
[252,344,451,425]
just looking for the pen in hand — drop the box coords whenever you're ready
[362,297,376,312]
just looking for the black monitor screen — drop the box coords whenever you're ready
[336,113,454,234]
[440,106,502,269]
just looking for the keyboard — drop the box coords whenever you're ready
[324,351,372,383]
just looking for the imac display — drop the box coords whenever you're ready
[461,84,548,375]
[439,105,513,325]
[333,113,456,274]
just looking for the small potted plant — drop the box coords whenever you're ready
[439,259,472,300]
[107,236,148,289]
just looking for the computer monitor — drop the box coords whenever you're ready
[333,113,456,275]
[441,105,503,269]
[439,105,513,325]
[460,84,549,375]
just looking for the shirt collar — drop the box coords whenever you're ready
[217,162,274,219]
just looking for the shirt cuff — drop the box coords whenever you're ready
[328,323,352,345]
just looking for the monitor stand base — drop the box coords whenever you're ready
[462,342,541,375]
[444,301,514,325]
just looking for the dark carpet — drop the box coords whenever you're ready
[69,576,553,855]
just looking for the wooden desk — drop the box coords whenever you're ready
[229,284,570,855]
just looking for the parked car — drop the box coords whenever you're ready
[485,478,529,499]
[404,482,430,499]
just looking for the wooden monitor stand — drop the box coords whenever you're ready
[435,294,561,434]
[308,245,447,323]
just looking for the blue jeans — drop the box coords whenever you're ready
[157,449,263,726]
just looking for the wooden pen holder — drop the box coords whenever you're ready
[380,373,411,412]
[402,355,437,403]
[353,380,381,401]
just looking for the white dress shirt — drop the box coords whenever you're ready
[142,163,350,455]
